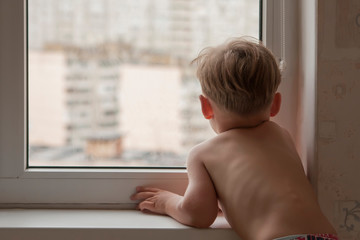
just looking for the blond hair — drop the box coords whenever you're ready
[192,37,281,115]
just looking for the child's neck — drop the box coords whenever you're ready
[213,111,270,133]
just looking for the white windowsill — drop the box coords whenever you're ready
[0,209,240,240]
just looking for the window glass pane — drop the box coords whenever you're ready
[28,0,260,167]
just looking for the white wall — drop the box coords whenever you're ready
[298,0,360,238]
[316,0,360,238]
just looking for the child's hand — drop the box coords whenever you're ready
[131,186,181,215]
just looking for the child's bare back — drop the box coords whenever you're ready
[195,120,335,239]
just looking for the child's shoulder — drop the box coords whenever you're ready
[187,135,223,160]
[188,137,215,156]
[262,121,293,140]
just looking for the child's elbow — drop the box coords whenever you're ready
[182,206,217,228]
[189,217,215,228]
[179,198,218,228]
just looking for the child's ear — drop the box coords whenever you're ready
[270,92,281,117]
[199,95,214,119]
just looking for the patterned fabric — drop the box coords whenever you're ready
[274,234,339,240]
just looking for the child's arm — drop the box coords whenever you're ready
[131,148,219,228]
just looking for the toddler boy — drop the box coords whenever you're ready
[131,38,337,240]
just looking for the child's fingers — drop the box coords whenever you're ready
[138,200,156,212]
[136,186,160,192]
[131,191,155,201]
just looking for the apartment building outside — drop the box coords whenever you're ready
[28,0,259,166]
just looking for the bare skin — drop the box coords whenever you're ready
[131,93,337,240]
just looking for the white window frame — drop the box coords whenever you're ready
[0,0,298,208]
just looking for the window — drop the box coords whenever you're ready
[28,0,260,168]
[0,0,298,207]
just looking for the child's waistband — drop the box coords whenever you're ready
[274,234,338,240]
